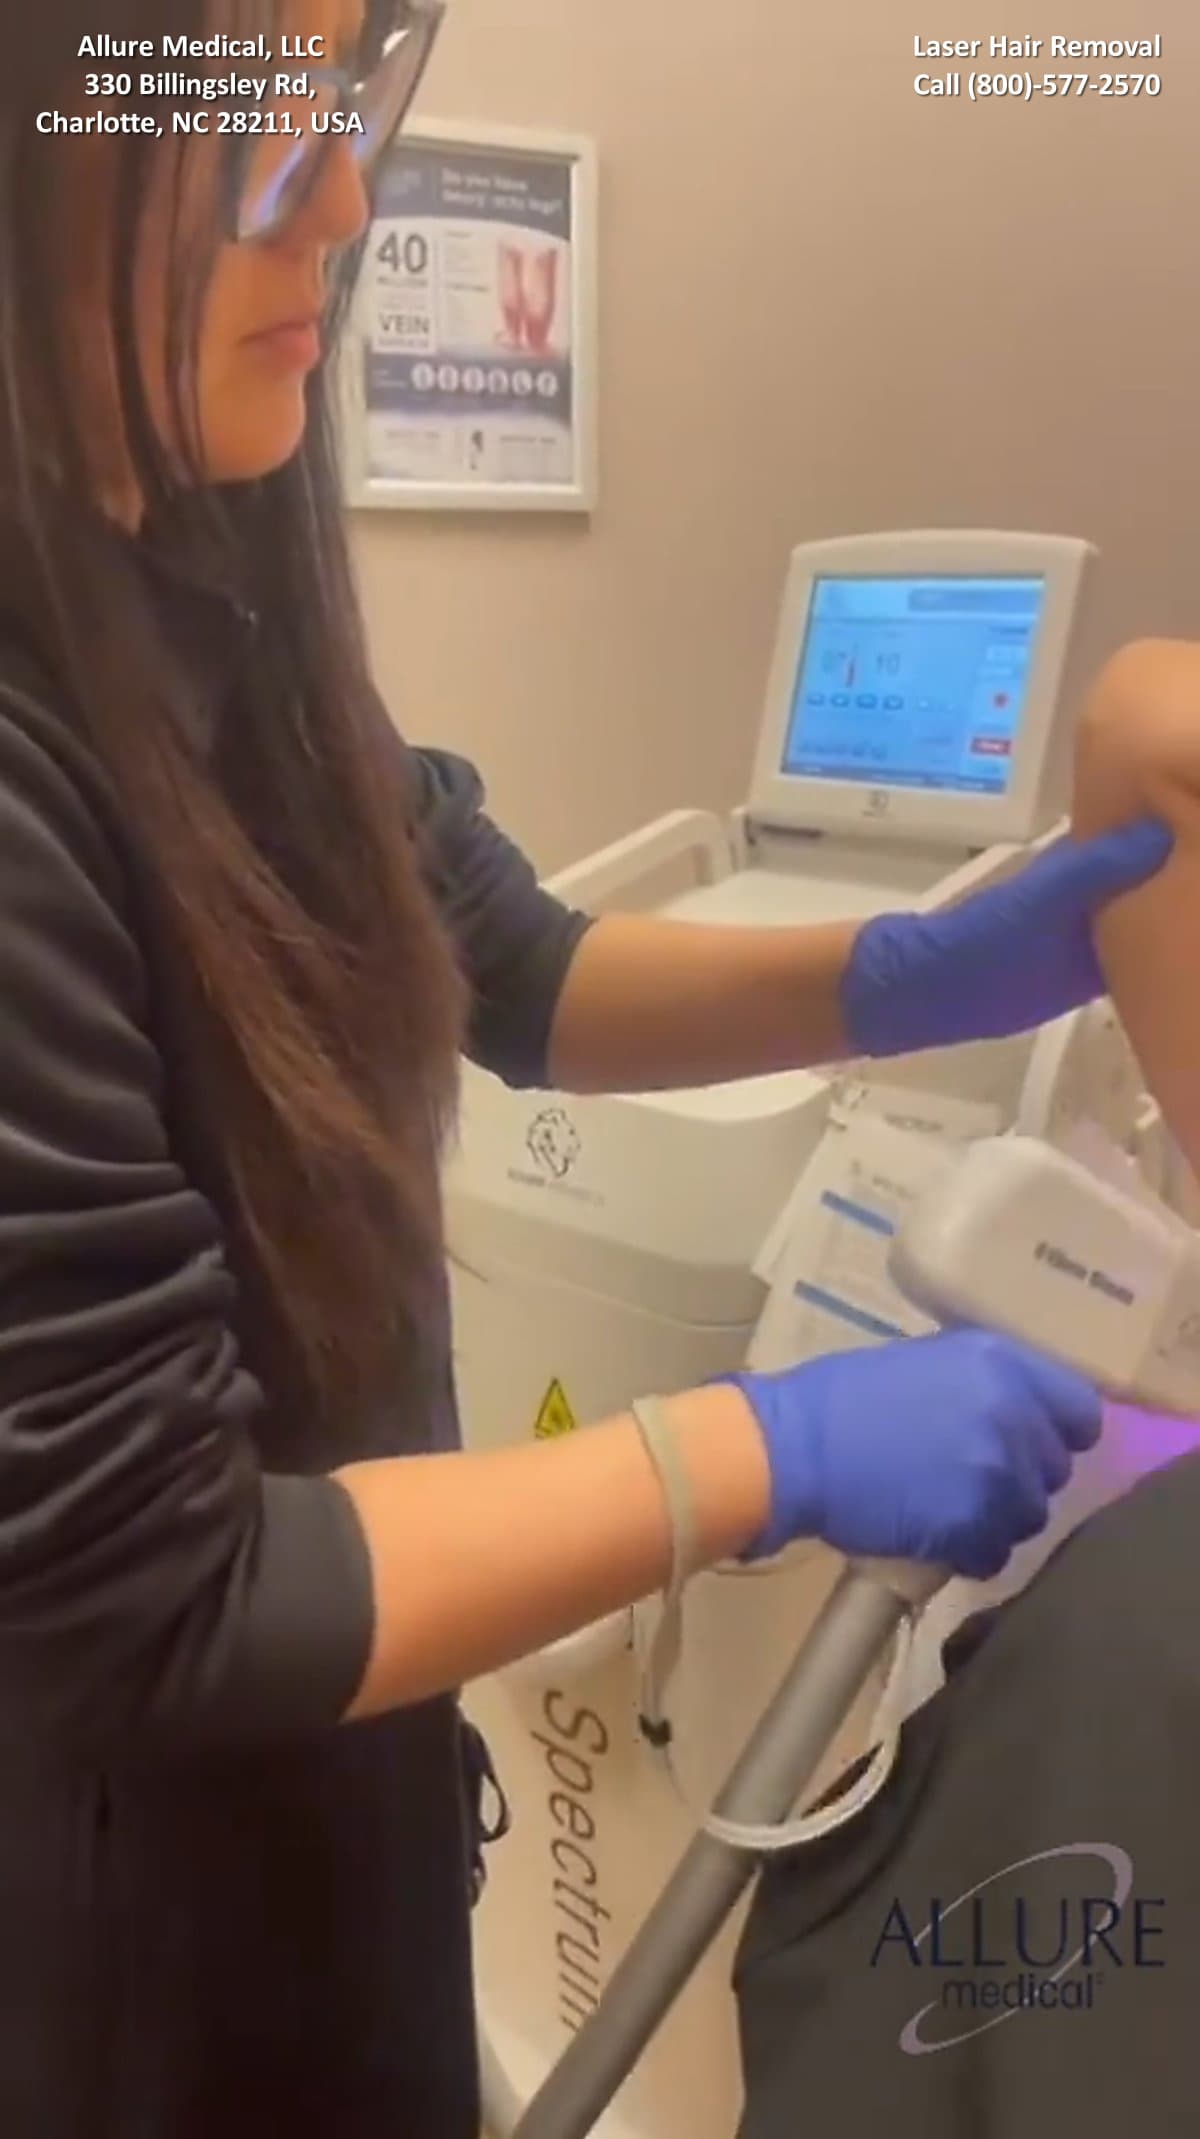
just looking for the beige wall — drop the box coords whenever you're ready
[351,0,1200,876]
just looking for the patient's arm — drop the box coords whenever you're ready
[1073,640,1200,1178]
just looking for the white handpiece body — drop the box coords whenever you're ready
[890,1135,1200,1415]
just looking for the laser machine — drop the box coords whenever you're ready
[443,531,1170,2138]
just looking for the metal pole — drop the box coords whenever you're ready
[512,1565,908,2139]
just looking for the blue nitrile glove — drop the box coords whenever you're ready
[725,1329,1102,1577]
[841,818,1173,1058]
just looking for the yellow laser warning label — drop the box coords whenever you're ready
[533,1379,577,1440]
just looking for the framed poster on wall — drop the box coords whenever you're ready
[340,120,598,515]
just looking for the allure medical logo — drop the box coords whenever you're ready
[868,1845,1166,2054]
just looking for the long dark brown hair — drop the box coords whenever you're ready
[0,0,468,1425]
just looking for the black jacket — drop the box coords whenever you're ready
[0,525,590,2136]
[736,1445,1200,2136]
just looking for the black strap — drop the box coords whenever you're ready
[459,1718,511,1908]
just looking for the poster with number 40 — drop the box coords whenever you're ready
[341,123,598,514]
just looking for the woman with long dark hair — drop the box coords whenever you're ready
[0,4,1168,2132]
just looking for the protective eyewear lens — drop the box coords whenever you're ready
[233,1,444,243]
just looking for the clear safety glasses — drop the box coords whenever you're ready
[226,0,445,243]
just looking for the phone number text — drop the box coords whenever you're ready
[916,71,1162,99]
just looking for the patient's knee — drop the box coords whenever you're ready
[1075,639,1200,835]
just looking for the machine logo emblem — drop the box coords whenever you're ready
[527,1107,582,1182]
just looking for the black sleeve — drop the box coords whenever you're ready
[0,690,376,1760]
[406,744,594,1089]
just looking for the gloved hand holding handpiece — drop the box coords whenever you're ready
[721,1328,1102,1576]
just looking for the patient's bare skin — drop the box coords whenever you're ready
[1074,640,1200,1181]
